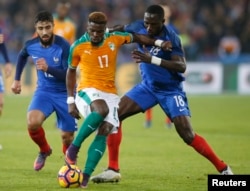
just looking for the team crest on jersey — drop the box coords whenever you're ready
[53,57,59,64]
[108,42,115,51]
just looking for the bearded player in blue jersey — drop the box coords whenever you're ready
[91,4,233,183]
[11,11,77,171]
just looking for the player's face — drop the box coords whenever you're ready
[35,21,54,46]
[56,3,70,19]
[144,13,165,37]
[87,22,106,46]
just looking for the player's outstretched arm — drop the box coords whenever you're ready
[107,25,125,33]
[132,34,172,51]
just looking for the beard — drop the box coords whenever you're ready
[91,41,100,46]
[39,34,54,47]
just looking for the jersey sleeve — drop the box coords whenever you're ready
[0,28,10,63]
[110,32,133,46]
[0,43,10,63]
[15,43,30,80]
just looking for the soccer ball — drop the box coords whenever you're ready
[58,164,83,188]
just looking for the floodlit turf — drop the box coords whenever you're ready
[0,94,249,191]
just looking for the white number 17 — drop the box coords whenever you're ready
[98,55,108,68]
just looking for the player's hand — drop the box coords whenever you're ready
[4,63,12,78]
[68,103,81,120]
[36,58,48,72]
[161,41,172,51]
[131,49,151,64]
[11,80,22,94]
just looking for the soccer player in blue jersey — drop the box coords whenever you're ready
[0,28,12,151]
[11,11,77,171]
[91,4,233,183]
[0,28,12,117]
[144,4,177,128]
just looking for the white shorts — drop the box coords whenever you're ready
[75,88,120,133]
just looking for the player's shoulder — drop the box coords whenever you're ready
[54,35,70,46]
[163,25,181,43]
[24,37,40,47]
[164,25,178,37]
[124,20,144,34]
[75,33,90,44]
[130,20,144,26]
[64,18,76,25]
[70,33,89,50]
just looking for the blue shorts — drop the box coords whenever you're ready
[28,90,77,132]
[125,83,191,121]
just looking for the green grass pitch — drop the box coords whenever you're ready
[0,94,249,191]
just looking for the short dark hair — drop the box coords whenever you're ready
[57,0,71,7]
[146,5,164,19]
[88,12,107,25]
[34,10,54,24]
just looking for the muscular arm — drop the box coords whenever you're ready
[66,68,77,97]
[132,50,186,73]
[108,24,172,50]
[160,55,186,73]
[108,25,125,32]
[132,34,172,51]
[66,67,81,119]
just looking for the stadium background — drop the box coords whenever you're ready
[0,0,250,95]
[0,2,250,190]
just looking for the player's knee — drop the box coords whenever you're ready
[174,118,195,144]
[182,132,195,144]
[61,132,74,146]
[27,111,45,130]
[27,118,42,130]
[96,107,109,118]
[91,100,109,117]
[97,124,113,136]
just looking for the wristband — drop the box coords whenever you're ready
[151,56,161,66]
[66,96,75,104]
[154,39,164,47]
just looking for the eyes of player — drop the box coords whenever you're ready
[37,25,53,31]
[89,29,105,34]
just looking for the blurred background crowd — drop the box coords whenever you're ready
[0,0,249,64]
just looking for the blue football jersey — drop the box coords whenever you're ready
[125,20,185,91]
[15,35,70,92]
